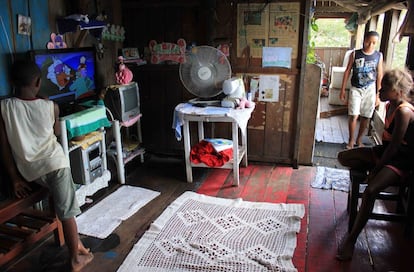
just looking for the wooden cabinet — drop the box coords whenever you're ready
[130,64,193,155]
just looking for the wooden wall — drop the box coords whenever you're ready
[48,0,123,89]
[121,0,310,166]
[0,0,50,96]
[0,0,122,98]
[0,0,318,166]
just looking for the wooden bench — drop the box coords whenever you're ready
[0,185,65,268]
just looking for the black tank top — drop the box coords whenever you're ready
[351,49,381,88]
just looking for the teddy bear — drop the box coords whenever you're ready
[47,33,67,49]
[221,77,252,109]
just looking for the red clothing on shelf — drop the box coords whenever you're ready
[190,140,233,167]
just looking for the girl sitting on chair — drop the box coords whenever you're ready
[336,68,414,261]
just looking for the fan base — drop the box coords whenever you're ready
[188,98,221,107]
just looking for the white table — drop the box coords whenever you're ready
[174,103,255,186]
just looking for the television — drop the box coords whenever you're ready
[104,82,140,122]
[29,47,97,105]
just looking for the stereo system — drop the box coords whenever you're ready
[69,140,104,185]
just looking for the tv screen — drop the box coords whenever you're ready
[104,82,140,123]
[123,86,139,112]
[29,47,97,104]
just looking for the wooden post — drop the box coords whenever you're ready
[366,15,379,32]
[380,9,401,68]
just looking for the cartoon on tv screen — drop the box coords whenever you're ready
[34,50,96,100]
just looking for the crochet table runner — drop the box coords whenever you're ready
[76,185,160,239]
[117,191,304,272]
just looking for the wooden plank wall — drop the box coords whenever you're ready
[0,0,50,96]
[314,47,349,79]
[121,0,307,165]
[0,0,13,96]
[0,0,122,97]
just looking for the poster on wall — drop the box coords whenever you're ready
[237,3,269,58]
[262,47,292,68]
[268,2,300,58]
[237,2,300,59]
[17,14,31,35]
[259,75,280,102]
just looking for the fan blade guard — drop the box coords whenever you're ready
[179,46,231,98]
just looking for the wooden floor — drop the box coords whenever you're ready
[316,96,349,144]
[3,154,414,272]
[316,96,375,145]
[3,96,413,271]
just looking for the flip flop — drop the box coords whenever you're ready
[81,233,120,253]
[345,144,354,150]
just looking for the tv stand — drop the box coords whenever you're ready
[107,114,145,184]
[60,106,112,206]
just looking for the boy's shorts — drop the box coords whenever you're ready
[35,168,81,220]
[348,84,376,118]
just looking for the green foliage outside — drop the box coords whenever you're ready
[311,18,408,68]
[306,17,319,64]
[392,36,409,69]
[311,18,351,48]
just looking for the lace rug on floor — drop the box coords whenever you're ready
[117,191,305,272]
[76,185,160,239]
[311,166,350,192]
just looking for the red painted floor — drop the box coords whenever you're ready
[198,164,414,272]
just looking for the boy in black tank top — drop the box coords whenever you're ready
[340,31,383,149]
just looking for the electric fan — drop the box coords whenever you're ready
[179,46,231,106]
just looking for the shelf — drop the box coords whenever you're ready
[190,146,245,169]
[107,146,145,164]
[109,114,144,184]
[124,148,145,164]
[59,107,112,206]
[120,114,142,128]
[57,18,106,34]
[67,130,105,153]
[176,103,255,185]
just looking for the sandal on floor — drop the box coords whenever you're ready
[345,144,354,150]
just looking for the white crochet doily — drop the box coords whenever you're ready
[118,191,304,272]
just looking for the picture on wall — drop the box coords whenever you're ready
[236,2,299,59]
[18,14,31,35]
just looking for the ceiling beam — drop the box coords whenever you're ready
[316,0,408,24]
[357,0,406,24]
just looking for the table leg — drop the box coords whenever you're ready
[241,126,248,167]
[113,120,125,184]
[232,122,239,186]
[183,120,193,182]
[197,121,204,142]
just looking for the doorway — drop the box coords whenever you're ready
[313,96,349,169]
[313,95,376,169]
